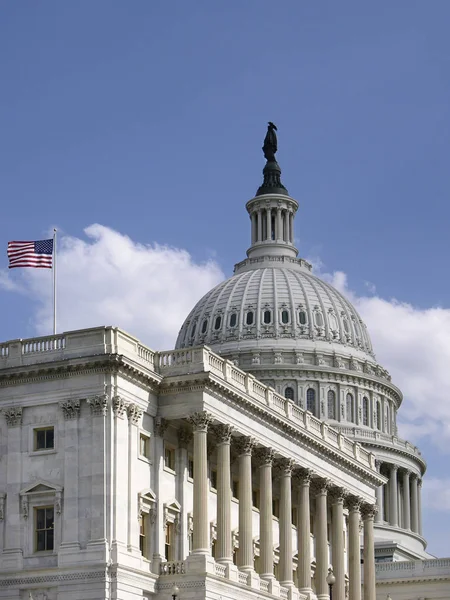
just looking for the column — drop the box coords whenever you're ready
[236,436,256,571]
[289,212,293,242]
[257,209,262,242]
[266,208,271,241]
[251,213,256,244]
[374,461,383,524]
[347,497,362,600]
[59,400,81,550]
[283,210,289,241]
[152,417,168,570]
[410,475,419,533]
[418,479,423,536]
[402,470,411,530]
[278,458,295,586]
[214,424,233,564]
[389,465,398,527]
[362,504,377,600]
[127,403,143,553]
[257,448,275,579]
[177,427,193,560]
[276,208,283,241]
[4,407,23,561]
[330,488,346,600]
[296,469,313,593]
[313,479,330,600]
[189,412,212,554]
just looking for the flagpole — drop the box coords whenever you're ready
[53,228,57,335]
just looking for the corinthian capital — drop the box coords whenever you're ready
[234,436,256,456]
[275,457,296,477]
[87,394,108,416]
[3,407,22,427]
[254,447,276,467]
[293,468,313,486]
[211,423,234,444]
[127,403,143,424]
[311,477,332,497]
[361,503,378,520]
[188,411,213,432]
[329,486,348,504]
[346,495,363,512]
[59,399,81,420]
[112,395,128,418]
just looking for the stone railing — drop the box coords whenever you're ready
[156,346,375,472]
[160,561,186,575]
[375,558,450,580]
[337,426,423,461]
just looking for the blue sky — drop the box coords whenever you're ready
[1,1,450,556]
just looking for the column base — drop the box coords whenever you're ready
[186,552,216,575]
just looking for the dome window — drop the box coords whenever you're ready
[214,316,222,331]
[329,313,338,330]
[314,312,324,327]
[281,310,290,324]
[201,319,208,334]
[306,388,316,414]
[327,390,336,420]
[190,322,196,338]
[263,310,272,325]
[284,387,294,401]
[229,313,238,328]
[343,319,350,334]
[362,396,369,426]
[298,311,307,325]
[376,401,381,431]
[246,311,254,326]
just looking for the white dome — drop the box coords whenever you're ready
[176,263,375,362]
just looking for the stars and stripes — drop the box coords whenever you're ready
[7,239,54,269]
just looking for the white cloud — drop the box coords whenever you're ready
[323,270,450,451]
[423,478,450,512]
[0,224,225,350]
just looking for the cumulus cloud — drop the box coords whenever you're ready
[323,270,450,451]
[422,478,450,512]
[0,224,225,350]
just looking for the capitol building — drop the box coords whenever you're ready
[0,126,448,599]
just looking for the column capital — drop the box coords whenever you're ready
[87,394,108,416]
[127,403,143,424]
[294,467,313,485]
[211,423,234,444]
[154,416,168,437]
[329,486,348,505]
[188,411,213,432]
[112,395,128,418]
[3,406,22,427]
[254,447,276,467]
[178,427,193,449]
[275,457,296,477]
[311,477,332,497]
[361,503,378,520]
[59,399,81,420]
[390,463,399,472]
[234,435,257,456]
[418,478,423,488]
[374,459,382,472]
[402,468,411,478]
[346,495,363,512]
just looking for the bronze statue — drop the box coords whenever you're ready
[262,121,278,162]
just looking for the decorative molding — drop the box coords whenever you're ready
[112,395,128,418]
[4,406,22,427]
[294,467,313,485]
[211,423,234,444]
[59,399,80,420]
[234,436,257,456]
[346,495,363,512]
[275,457,296,476]
[0,570,108,588]
[361,503,378,520]
[311,477,332,496]
[86,394,108,416]
[22,498,29,520]
[328,486,348,504]
[0,493,5,520]
[254,447,276,467]
[154,416,168,437]
[188,411,213,432]
[127,403,143,424]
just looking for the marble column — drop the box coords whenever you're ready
[59,399,81,549]
[127,403,143,553]
[4,407,23,559]
[257,209,262,242]
[189,412,212,554]
[296,469,313,593]
[236,436,256,571]
[276,208,283,241]
[257,448,275,579]
[278,458,295,586]
[410,475,419,534]
[402,470,411,530]
[283,210,289,241]
[177,427,192,561]
[418,479,423,536]
[374,461,383,524]
[330,488,346,600]
[87,394,108,547]
[313,479,330,600]
[362,504,377,600]
[266,208,271,241]
[214,424,233,564]
[289,212,293,242]
[251,213,257,244]
[389,465,398,527]
[347,497,362,600]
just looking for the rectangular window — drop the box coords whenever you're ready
[139,514,150,558]
[34,427,54,451]
[210,468,218,490]
[165,523,174,561]
[232,479,239,499]
[188,456,194,479]
[139,433,150,458]
[164,444,176,471]
[35,506,54,552]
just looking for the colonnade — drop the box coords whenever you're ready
[251,207,294,244]
[188,413,377,600]
[375,462,422,535]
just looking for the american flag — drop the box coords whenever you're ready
[7,239,54,269]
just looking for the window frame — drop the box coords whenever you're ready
[138,430,151,463]
[30,424,56,456]
[35,505,54,553]
[163,443,176,473]
[306,388,316,414]
[19,480,62,557]
[280,309,290,325]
